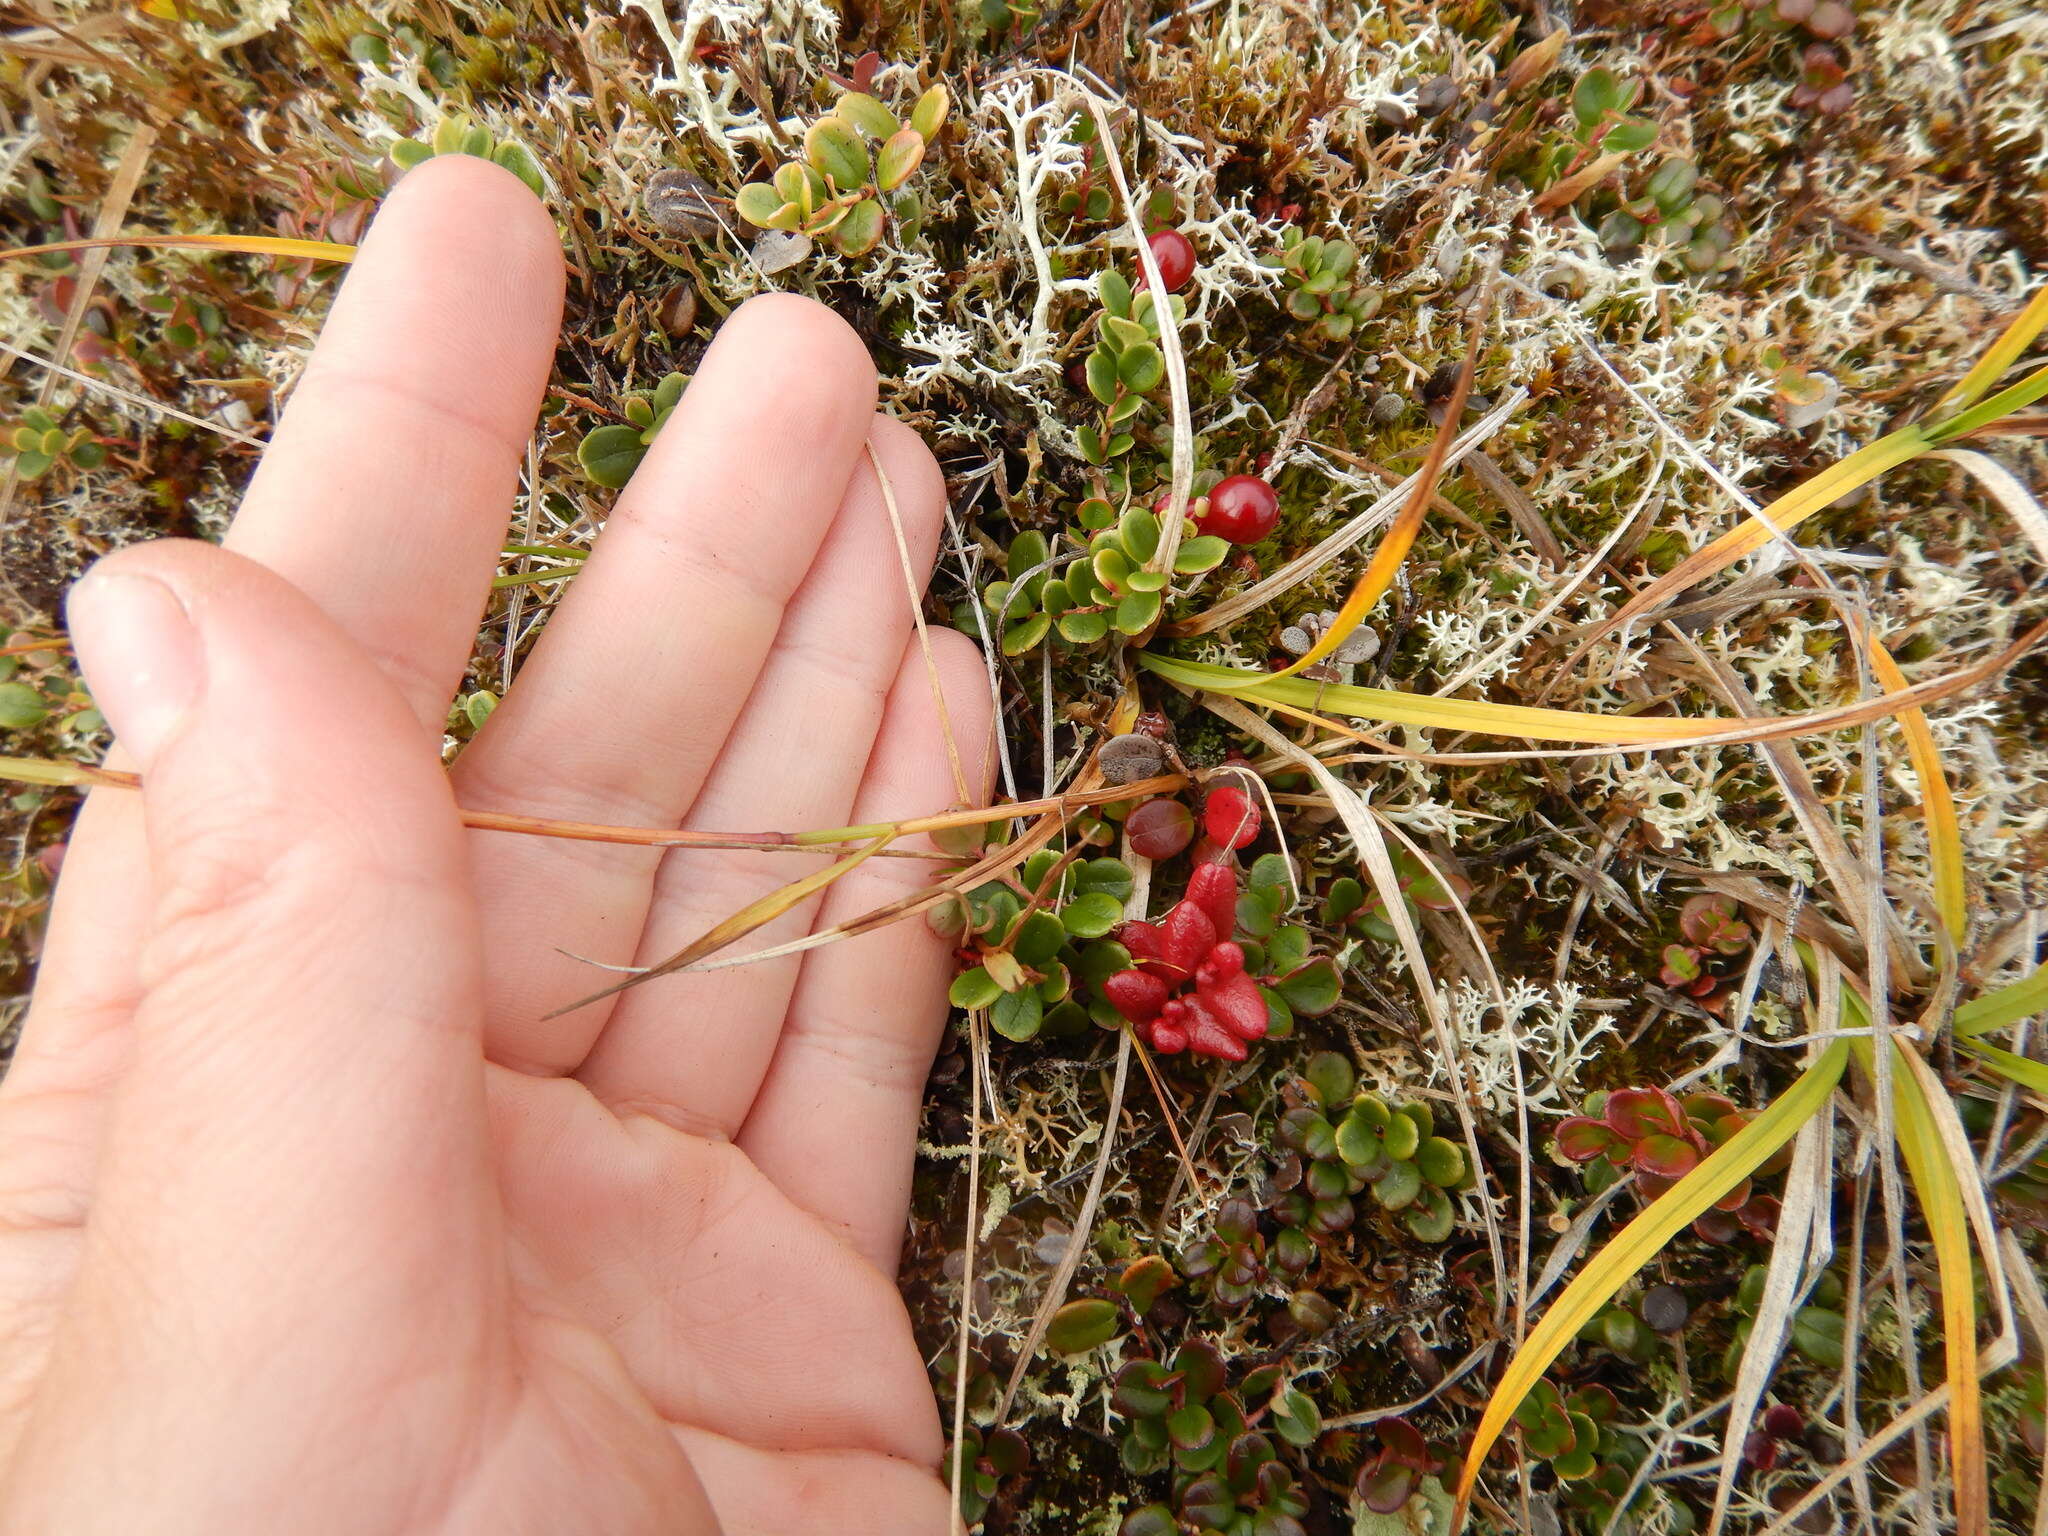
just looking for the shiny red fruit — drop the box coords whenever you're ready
[1140,228,1196,292]
[1199,475,1280,545]
[1203,784,1262,849]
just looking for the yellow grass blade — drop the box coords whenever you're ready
[1596,426,1935,638]
[1834,979,1991,1536]
[1961,1038,2048,1097]
[1138,621,2043,745]
[1953,964,2048,1038]
[1450,1040,1852,1528]
[1867,638,1966,940]
[1263,310,1482,681]
[0,233,358,264]
[1933,284,2048,416]
[1876,1048,1988,1535]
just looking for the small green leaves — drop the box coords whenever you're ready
[909,83,950,140]
[1571,66,1635,130]
[1173,535,1230,574]
[393,116,545,197]
[875,128,926,192]
[0,682,49,729]
[1045,1297,1121,1354]
[1098,267,1133,317]
[829,196,884,256]
[948,966,1004,1009]
[805,116,870,189]
[575,372,690,489]
[735,180,794,230]
[576,424,648,489]
[990,985,1043,1041]
[835,90,899,138]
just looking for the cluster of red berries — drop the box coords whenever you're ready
[1102,862,1270,1061]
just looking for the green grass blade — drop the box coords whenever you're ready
[1933,285,2048,416]
[1960,1038,2048,1096]
[1450,1040,1852,1527]
[1953,964,2048,1038]
[1929,360,2048,443]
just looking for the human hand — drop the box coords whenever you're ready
[0,156,991,1534]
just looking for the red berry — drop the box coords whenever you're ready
[1139,228,1196,293]
[1203,784,1262,850]
[1762,1404,1805,1441]
[1199,475,1280,545]
[1126,797,1195,860]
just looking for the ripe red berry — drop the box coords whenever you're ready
[1199,475,1280,545]
[1126,797,1196,860]
[1139,228,1196,293]
[1203,784,1262,850]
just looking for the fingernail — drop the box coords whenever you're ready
[67,570,202,765]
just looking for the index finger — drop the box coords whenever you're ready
[10,154,561,1124]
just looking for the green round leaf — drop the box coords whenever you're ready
[909,83,950,140]
[829,196,885,256]
[1414,1135,1465,1188]
[990,985,1044,1041]
[1276,957,1341,1016]
[1060,890,1125,938]
[1098,267,1133,317]
[1403,1183,1456,1242]
[1113,590,1162,635]
[1118,340,1164,394]
[1001,612,1051,655]
[0,682,49,729]
[734,180,794,230]
[1045,1297,1120,1354]
[1057,609,1111,645]
[491,139,545,197]
[875,127,926,192]
[1372,1157,1423,1211]
[836,90,900,138]
[804,116,870,190]
[1173,535,1230,574]
[949,965,1003,1010]
[576,424,649,489]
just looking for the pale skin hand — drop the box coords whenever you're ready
[0,157,993,1534]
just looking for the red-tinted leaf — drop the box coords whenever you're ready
[1605,1085,1686,1141]
[1356,1455,1417,1514]
[1762,1404,1804,1441]
[1556,1116,1622,1162]
[1127,797,1196,859]
[1378,1417,1432,1471]
[1631,1132,1701,1180]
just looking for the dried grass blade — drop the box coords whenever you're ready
[1883,1042,1989,1535]
[1450,1040,1852,1530]
[543,833,892,1015]
[1592,426,1934,639]
[1931,448,2048,566]
[1707,1094,1832,1535]
[1867,637,1967,940]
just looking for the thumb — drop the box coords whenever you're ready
[8,540,500,1530]
[63,538,492,1255]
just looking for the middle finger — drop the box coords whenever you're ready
[452,294,876,1072]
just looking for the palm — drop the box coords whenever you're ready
[0,158,987,1534]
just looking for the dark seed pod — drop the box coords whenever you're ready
[656,282,699,336]
[1098,732,1167,784]
[643,168,721,239]
[1641,1282,1690,1333]
[1415,74,1459,116]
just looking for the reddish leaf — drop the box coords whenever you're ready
[1185,859,1241,939]
[1555,1116,1622,1163]
[1605,1086,1687,1141]
[1631,1132,1701,1180]
[1105,968,1170,1023]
